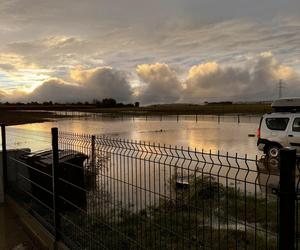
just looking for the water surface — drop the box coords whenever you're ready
[7,115,261,157]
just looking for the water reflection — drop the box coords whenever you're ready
[257,157,300,195]
[5,129,293,213]
[8,115,261,157]
[257,157,280,195]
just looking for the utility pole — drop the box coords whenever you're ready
[278,79,284,99]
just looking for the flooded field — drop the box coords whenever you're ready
[4,114,269,211]
[6,114,261,157]
[4,114,283,249]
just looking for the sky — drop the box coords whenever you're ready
[0,0,300,104]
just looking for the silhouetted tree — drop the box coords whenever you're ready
[102,98,117,108]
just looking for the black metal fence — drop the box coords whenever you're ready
[1,125,298,250]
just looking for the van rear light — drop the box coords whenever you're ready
[257,128,261,139]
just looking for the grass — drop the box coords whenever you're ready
[60,176,278,249]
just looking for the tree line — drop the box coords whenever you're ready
[0,98,140,108]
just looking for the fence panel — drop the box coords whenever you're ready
[56,131,281,249]
[4,126,300,249]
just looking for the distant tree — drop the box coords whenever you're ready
[93,99,101,106]
[125,103,134,107]
[42,101,53,105]
[98,98,117,108]
[28,101,40,105]
[92,98,136,108]
[116,102,125,107]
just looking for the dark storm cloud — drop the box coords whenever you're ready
[70,66,133,102]
[11,67,133,103]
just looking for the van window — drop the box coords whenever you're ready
[266,118,289,131]
[292,118,300,132]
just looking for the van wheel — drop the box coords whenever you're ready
[267,145,280,158]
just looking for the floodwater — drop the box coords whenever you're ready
[6,114,261,157]
[5,114,280,211]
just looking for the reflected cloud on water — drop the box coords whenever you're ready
[257,156,300,195]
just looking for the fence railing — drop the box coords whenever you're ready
[1,125,298,250]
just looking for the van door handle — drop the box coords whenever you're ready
[288,135,294,137]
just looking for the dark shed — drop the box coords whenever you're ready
[21,149,88,212]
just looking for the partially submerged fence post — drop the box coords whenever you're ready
[1,124,7,193]
[91,135,96,173]
[52,127,61,244]
[91,135,96,188]
[279,148,296,250]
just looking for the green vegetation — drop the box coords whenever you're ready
[61,176,278,249]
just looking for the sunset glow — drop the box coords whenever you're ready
[0,0,299,103]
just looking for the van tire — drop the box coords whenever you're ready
[267,145,281,158]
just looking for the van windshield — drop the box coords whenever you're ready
[266,118,289,131]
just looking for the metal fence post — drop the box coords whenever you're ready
[52,127,61,244]
[279,148,296,250]
[1,124,7,193]
[91,135,96,173]
[91,135,96,188]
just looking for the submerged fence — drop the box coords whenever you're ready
[1,125,299,249]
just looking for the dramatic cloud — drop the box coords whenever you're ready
[0,2,300,100]
[69,66,133,102]
[2,52,300,104]
[1,0,299,105]
[4,66,133,103]
[184,62,250,101]
[136,63,183,104]
[183,52,300,102]
[134,53,300,103]
[21,79,82,103]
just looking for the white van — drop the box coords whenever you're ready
[257,98,300,158]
